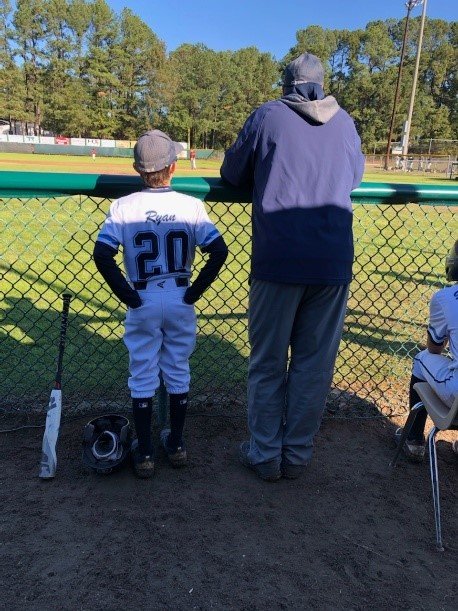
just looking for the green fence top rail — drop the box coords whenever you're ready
[0,171,457,205]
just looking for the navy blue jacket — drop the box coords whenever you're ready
[220,99,364,284]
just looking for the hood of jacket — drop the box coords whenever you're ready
[281,93,340,124]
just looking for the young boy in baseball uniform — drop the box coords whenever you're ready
[93,130,228,477]
[396,240,458,461]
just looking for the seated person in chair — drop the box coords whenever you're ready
[396,240,458,461]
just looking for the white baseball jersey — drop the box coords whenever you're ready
[413,284,458,408]
[96,187,221,398]
[97,187,221,283]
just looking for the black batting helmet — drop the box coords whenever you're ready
[82,414,131,474]
[445,240,458,282]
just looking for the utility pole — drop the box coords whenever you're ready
[402,0,428,157]
[384,1,423,170]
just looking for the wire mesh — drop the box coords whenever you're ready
[1,190,456,418]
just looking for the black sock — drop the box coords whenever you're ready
[408,375,427,441]
[132,398,153,456]
[169,393,188,449]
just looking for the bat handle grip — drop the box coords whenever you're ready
[62,293,72,312]
[55,293,72,385]
[60,293,72,329]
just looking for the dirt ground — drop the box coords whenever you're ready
[1,402,457,611]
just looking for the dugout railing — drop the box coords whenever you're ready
[1,172,457,418]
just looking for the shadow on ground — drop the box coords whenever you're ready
[0,399,456,609]
[0,296,248,413]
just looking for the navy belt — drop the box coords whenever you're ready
[133,277,189,290]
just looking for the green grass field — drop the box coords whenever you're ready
[0,152,223,176]
[0,153,456,414]
[0,151,454,184]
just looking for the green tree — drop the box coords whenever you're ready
[112,8,166,139]
[217,47,279,148]
[0,0,26,129]
[164,44,222,146]
[12,0,47,133]
[67,0,91,78]
[40,0,83,134]
[362,21,396,72]
[83,0,119,137]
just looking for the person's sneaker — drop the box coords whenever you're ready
[160,429,187,467]
[131,439,155,478]
[281,459,307,480]
[394,427,426,463]
[238,441,281,482]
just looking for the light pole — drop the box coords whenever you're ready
[402,0,428,157]
[384,0,424,170]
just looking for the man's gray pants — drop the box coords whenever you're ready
[247,279,349,466]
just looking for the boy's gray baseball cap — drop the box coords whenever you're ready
[134,130,184,173]
[283,53,325,87]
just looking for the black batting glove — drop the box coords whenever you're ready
[126,292,143,309]
[183,287,198,305]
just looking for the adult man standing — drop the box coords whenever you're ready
[221,53,364,481]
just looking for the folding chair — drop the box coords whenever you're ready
[391,382,458,551]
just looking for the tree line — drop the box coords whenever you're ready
[0,0,456,151]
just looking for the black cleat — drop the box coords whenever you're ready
[131,439,155,478]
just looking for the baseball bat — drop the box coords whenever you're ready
[38,293,72,479]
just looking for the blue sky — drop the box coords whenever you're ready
[107,0,457,59]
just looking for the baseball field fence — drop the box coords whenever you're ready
[1,172,457,419]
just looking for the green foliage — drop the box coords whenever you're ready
[160,44,278,149]
[362,21,397,72]
[112,8,166,138]
[0,2,456,148]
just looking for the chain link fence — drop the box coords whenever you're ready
[1,174,457,418]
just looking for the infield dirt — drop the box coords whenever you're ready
[1,403,456,610]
